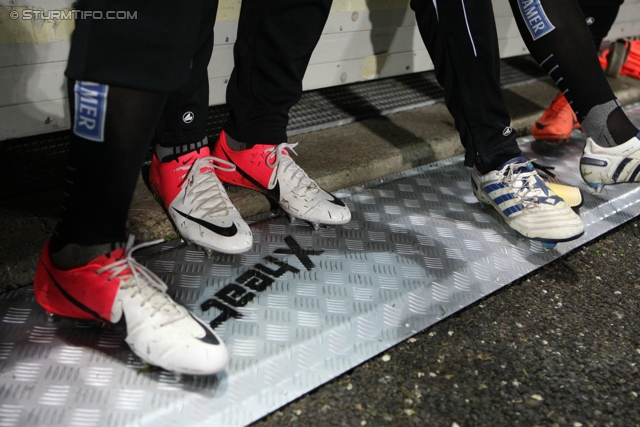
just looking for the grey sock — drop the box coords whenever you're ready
[155,136,208,162]
[50,242,123,270]
[582,99,620,147]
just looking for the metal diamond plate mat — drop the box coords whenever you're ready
[2,106,640,426]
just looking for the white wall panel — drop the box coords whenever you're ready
[0,61,66,107]
[2,0,640,140]
[324,8,417,34]
[0,99,70,140]
[0,42,70,68]
[607,0,640,41]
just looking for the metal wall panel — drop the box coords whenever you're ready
[2,0,640,140]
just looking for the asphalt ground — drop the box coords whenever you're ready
[252,214,640,427]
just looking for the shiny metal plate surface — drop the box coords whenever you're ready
[2,111,640,426]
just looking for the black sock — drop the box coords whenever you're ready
[607,108,640,145]
[50,242,124,270]
[225,133,255,151]
[476,153,521,175]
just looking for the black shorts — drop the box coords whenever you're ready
[66,0,217,92]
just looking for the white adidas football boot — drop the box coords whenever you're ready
[471,156,584,249]
[580,135,640,189]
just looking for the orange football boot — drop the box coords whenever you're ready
[531,92,581,143]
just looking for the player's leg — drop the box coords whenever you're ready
[212,0,352,228]
[148,1,253,255]
[531,0,623,143]
[411,0,521,173]
[35,0,228,375]
[411,0,583,247]
[509,0,640,188]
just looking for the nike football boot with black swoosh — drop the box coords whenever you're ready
[149,146,253,255]
[34,236,229,375]
[212,131,351,227]
[580,134,640,190]
[531,92,581,143]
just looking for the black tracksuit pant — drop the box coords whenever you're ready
[159,0,522,171]
[411,0,522,172]
[154,0,333,148]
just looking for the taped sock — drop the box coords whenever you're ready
[582,100,639,147]
[156,136,209,162]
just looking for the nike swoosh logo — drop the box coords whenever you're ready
[222,146,341,206]
[535,122,549,130]
[269,180,280,201]
[220,147,282,200]
[220,149,267,190]
[190,313,220,345]
[326,192,346,207]
[172,208,238,237]
[181,156,196,166]
[44,265,110,323]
